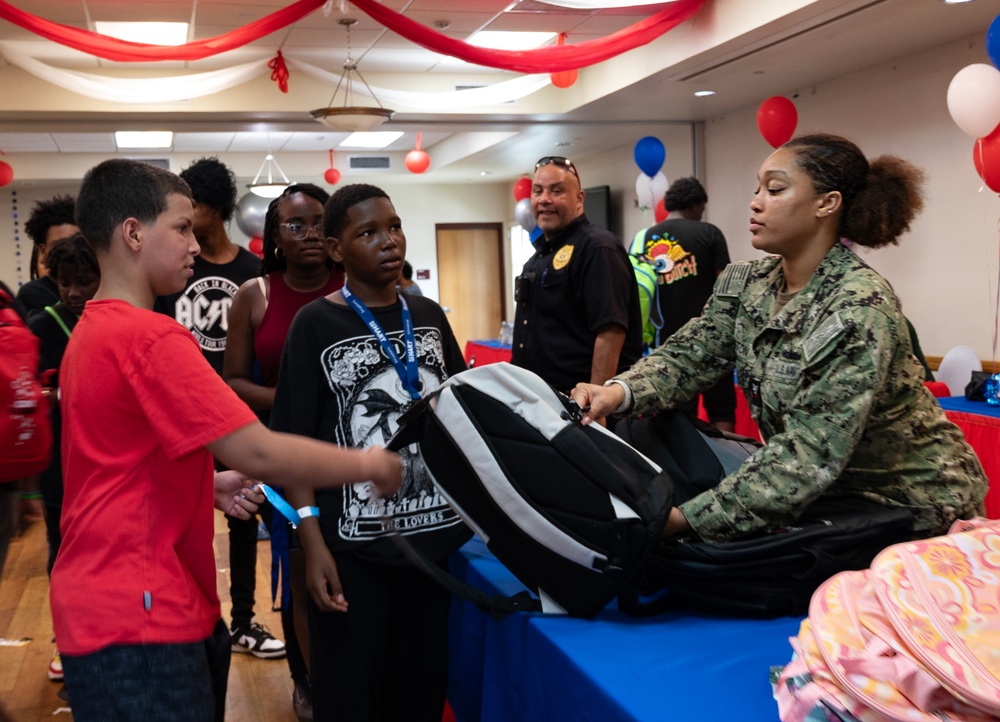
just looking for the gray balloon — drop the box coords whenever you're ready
[514,197,534,230]
[235,192,270,238]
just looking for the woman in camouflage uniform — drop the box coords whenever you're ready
[572,134,987,542]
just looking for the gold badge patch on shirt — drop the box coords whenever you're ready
[552,245,574,270]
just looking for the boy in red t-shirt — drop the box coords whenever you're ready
[50,159,402,722]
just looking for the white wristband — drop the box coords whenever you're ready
[297,506,320,520]
[603,379,633,414]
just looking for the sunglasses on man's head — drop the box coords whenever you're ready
[534,156,580,180]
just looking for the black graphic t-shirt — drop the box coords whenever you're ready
[154,247,260,375]
[270,294,470,565]
[640,217,730,342]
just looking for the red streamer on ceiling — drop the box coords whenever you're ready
[0,0,325,62]
[269,50,290,93]
[348,0,707,73]
[0,0,707,72]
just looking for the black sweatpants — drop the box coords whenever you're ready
[308,553,450,722]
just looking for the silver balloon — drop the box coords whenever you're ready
[235,192,270,238]
[514,198,535,230]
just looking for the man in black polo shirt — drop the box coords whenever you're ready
[511,157,641,391]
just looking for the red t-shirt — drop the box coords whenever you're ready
[50,299,257,656]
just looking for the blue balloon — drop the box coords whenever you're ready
[633,136,666,177]
[989,14,1000,70]
[529,225,544,246]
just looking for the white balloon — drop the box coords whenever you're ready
[514,197,535,229]
[650,171,668,206]
[235,192,270,238]
[635,173,654,210]
[947,64,1000,138]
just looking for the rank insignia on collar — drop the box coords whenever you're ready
[552,245,574,270]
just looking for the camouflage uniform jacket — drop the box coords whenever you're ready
[616,241,987,541]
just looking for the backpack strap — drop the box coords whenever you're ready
[391,533,542,620]
[44,305,73,340]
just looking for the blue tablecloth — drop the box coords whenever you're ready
[938,394,1000,418]
[448,537,803,722]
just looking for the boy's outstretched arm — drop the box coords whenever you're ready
[207,422,403,498]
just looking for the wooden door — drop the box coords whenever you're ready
[436,224,504,352]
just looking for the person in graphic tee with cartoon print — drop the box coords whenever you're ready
[630,177,736,431]
[511,156,641,391]
[272,183,469,722]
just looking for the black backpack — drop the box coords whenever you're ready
[616,410,915,617]
[388,362,674,618]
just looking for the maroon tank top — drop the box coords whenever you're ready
[253,269,345,388]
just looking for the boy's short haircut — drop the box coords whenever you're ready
[45,232,99,281]
[323,183,390,239]
[179,157,238,222]
[25,195,76,246]
[664,177,708,213]
[76,159,192,253]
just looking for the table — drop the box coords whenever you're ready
[463,339,512,368]
[938,396,1000,519]
[447,537,802,722]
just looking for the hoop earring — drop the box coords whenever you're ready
[274,247,284,259]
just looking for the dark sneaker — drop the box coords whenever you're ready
[292,680,313,720]
[230,620,286,659]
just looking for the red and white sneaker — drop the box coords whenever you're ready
[48,646,63,681]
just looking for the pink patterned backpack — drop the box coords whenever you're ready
[775,518,1000,722]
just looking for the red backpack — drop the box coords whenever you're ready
[0,287,51,482]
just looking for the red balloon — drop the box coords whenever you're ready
[324,167,341,185]
[248,236,264,258]
[551,69,578,89]
[973,124,1000,193]
[756,96,798,148]
[0,160,13,187]
[654,199,669,223]
[405,149,430,174]
[513,177,532,202]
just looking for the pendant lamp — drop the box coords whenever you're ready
[248,152,290,198]
[310,18,395,132]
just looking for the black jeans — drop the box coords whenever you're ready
[62,619,231,722]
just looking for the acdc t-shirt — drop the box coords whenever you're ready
[154,247,260,375]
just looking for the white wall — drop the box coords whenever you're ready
[704,33,1000,360]
[0,179,510,305]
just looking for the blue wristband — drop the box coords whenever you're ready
[297,506,320,521]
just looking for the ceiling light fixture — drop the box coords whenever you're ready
[467,31,557,51]
[693,90,716,97]
[95,21,189,46]
[248,152,290,198]
[339,131,404,149]
[115,131,174,149]
[310,19,395,132]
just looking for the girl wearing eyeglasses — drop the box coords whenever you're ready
[223,182,344,721]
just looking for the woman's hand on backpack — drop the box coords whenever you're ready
[661,507,692,538]
[571,382,625,425]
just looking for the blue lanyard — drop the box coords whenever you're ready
[342,283,421,400]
